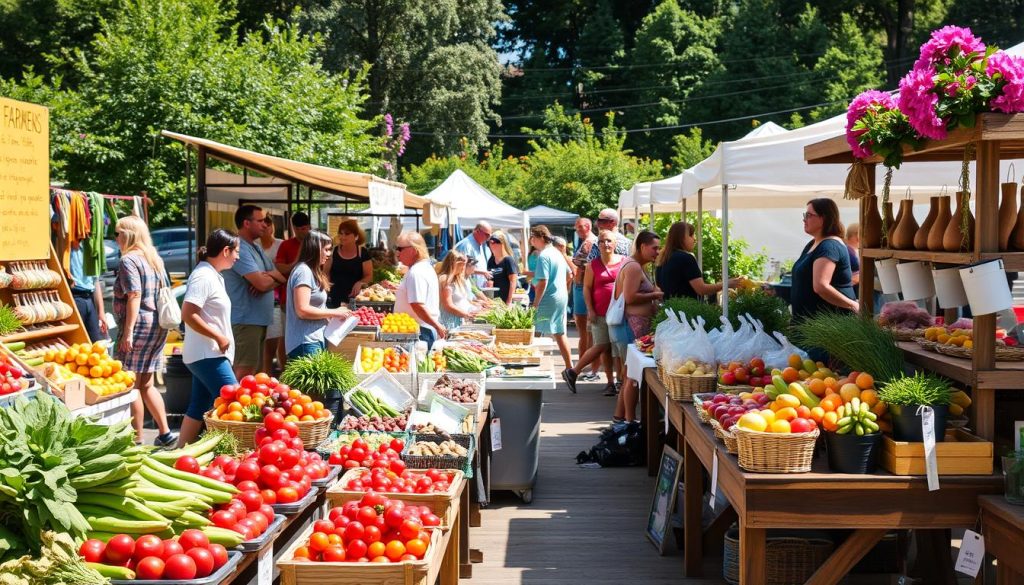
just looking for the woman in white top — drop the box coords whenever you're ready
[178,229,240,447]
[439,251,478,330]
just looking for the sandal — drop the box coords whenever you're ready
[602,385,617,396]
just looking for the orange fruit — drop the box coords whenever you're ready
[809,406,825,423]
[291,404,304,417]
[367,542,386,558]
[807,379,827,397]
[859,389,879,407]
[787,354,802,369]
[309,532,330,552]
[405,538,427,558]
[871,401,888,417]
[795,405,811,419]
[75,353,89,366]
[293,546,310,559]
[855,372,874,390]
[87,353,101,366]
[384,540,406,562]
[781,367,799,384]
[90,365,103,378]
[300,415,315,421]
[228,402,244,412]
[820,395,842,412]
[775,407,798,422]
[77,365,91,377]
[225,411,244,422]
[312,401,324,411]
[769,419,792,433]
[238,394,252,406]
[822,411,840,432]
[215,404,228,417]
[839,383,861,403]
[285,414,299,422]
[254,372,271,384]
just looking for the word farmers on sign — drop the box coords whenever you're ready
[0,97,49,260]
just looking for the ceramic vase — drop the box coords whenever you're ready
[999,182,1018,251]
[942,191,975,252]
[928,196,952,251]
[891,200,919,250]
[913,197,939,250]
[1010,188,1024,251]
[883,202,896,248]
[861,196,882,248]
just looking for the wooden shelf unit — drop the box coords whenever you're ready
[805,112,1021,442]
[0,243,90,347]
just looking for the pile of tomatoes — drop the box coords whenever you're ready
[79,530,230,580]
[0,353,28,396]
[328,437,406,471]
[209,372,330,423]
[206,487,278,541]
[342,468,455,494]
[292,492,441,563]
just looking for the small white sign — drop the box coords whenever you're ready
[491,417,502,451]
[921,406,940,492]
[709,452,720,509]
[257,544,274,585]
[664,394,670,435]
[954,529,984,577]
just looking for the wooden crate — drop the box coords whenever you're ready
[329,330,378,361]
[326,469,464,525]
[277,522,447,585]
[881,429,993,475]
[50,378,132,410]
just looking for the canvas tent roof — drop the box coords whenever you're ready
[424,169,528,229]
[161,131,431,212]
[526,205,578,225]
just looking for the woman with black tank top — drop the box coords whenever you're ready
[326,219,373,308]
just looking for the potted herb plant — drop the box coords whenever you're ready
[823,397,884,473]
[877,372,952,442]
[481,304,536,345]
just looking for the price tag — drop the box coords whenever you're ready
[490,417,502,451]
[954,529,984,577]
[257,544,274,585]
[664,394,670,435]
[920,406,940,492]
[709,452,720,510]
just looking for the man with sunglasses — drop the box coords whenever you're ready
[453,221,493,288]
[223,204,288,379]
[589,209,631,260]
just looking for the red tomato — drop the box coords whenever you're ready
[240,375,257,390]
[260,465,282,489]
[343,521,365,542]
[220,385,237,401]
[135,557,165,580]
[254,427,269,444]
[345,539,368,560]
[208,544,229,569]
[78,539,105,563]
[237,490,263,512]
[211,510,238,529]
[177,529,210,551]
[161,539,184,560]
[357,505,378,525]
[235,460,261,483]
[260,489,277,504]
[282,421,300,437]
[322,545,346,562]
[400,519,423,541]
[174,456,200,474]
[276,486,299,503]
[313,519,335,534]
[384,507,406,528]
[186,548,215,577]
[103,534,135,564]
[263,412,285,432]
[259,442,284,465]
[415,477,433,492]
[421,513,441,527]
[363,525,382,544]
[201,466,226,482]
[259,504,276,522]
[288,436,304,451]
[247,511,269,533]
[163,554,198,581]
[360,491,387,508]
[389,438,405,452]
[328,452,344,465]
[133,535,164,563]
[388,459,406,474]
[234,480,258,493]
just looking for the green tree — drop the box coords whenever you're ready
[0,0,119,80]
[670,127,716,171]
[575,0,626,110]
[625,0,720,160]
[808,13,886,121]
[653,212,769,281]
[402,143,528,201]
[941,0,1024,48]
[3,0,382,226]
[302,0,506,158]
[516,104,664,217]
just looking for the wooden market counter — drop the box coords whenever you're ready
[979,495,1024,584]
[642,368,1004,585]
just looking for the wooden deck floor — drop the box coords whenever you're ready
[466,364,726,585]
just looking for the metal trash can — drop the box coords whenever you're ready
[486,377,552,503]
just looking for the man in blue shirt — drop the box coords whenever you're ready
[69,239,108,343]
[454,221,493,287]
[222,205,288,378]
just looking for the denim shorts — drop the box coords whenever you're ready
[287,340,325,360]
[185,357,237,421]
[572,285,588,316]
[609,320,634,359]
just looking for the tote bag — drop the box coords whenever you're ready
[605,262,630,326]
[157,271,181,330]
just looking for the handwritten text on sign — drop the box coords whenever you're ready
[0,97,49,260]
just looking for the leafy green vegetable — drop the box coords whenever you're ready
[878,372,952,406]
[727,289,790,334]
[0,306,20,336]
[0,531,107,585]
[792,312,904,383]
[372,264,402,284]
[651,297,722,333]
[281,350,357,397]
[480,304,536,329]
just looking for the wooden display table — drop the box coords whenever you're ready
[643,370,1004,585]
[979,495,1024,584]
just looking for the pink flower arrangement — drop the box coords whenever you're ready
[898,66,946,140]
[987,51,1024,113]
[914,26,986,70]
[846,90,897,158]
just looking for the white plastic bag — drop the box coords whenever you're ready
[763,331,809,370]
[662,313,715,375]
[739,315,781,359]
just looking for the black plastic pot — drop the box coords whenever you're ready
[825,431,882,473]
[162,354,193,416]
[890,403,948,443]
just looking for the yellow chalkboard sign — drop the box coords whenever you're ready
[0,97,49,260]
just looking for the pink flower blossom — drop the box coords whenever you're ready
[988,51,1024,113]
[915,25,986,69]
[944,82,960,97]
[846,90,896,158]
[898,66,947,140]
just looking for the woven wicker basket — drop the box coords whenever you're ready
[934,343,1024,361]
[717,384,755,394]
[204,411,333,450]
[734,426,819,473]
[661,370,716,401]
[914,338,939,352]
[692,393,717,424]
[710,420,738,454]
[722,526,834,585]
[493,328,534,345]
[885,327,927,341]
[402,433,474,471]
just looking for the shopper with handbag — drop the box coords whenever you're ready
[113,215,177,446]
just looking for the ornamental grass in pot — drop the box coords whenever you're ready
[877,372,951,443]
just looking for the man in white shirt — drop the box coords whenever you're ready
[394,231,445,347]
[454,221,493,287]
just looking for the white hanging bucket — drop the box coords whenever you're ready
[959,259,1013,315]
[896,261,935,301]
[932,266,968,308]
[876,258,902,294]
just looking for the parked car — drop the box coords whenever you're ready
[101,226,195,305]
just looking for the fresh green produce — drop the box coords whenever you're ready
[149,431,237,465]
[0,306,22,336]
[728,289,790,334]
[792,312,904,383]
[373,263,402,284]
[877,372,952,406]
[0,531,108,585]
[280,350,357,397]
[651,297,722,333]
[442,348,491,373]
[348,388,401,418]
[480,304,535,330]
[834,397,880,435]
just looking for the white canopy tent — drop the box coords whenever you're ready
[424,169,529,230]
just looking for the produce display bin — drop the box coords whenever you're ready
[237,514,286,553]
[485,376,554,503]
[327,469,465,524]
[311,464,342,489]
[272,486,318,515]
[110,551,242,585]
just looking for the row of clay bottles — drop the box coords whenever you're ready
[857,187,1024,251]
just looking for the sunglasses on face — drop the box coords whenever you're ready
[395,245,411,252]
[802,212,820,220]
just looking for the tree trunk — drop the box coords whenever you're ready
[884,0,917,87]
